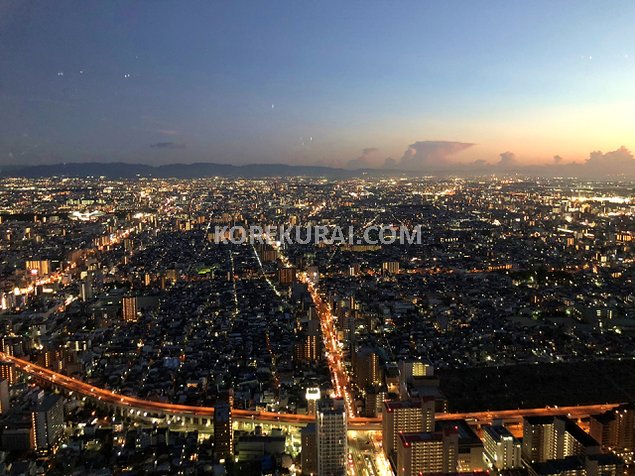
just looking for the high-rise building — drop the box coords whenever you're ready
[383,398,435,459]
[38,349,65,371]
[398,362,446,411]
[421,397,435,433]
[584,453,625,476]
[261,248,278,263]
[317,400,347,476]
[399,360,434,382]
[396,428,459,476]
[0,379,10,414]
[527,454,624,476]
[165,268,178,283]
[382,261,400,274]
[590,404,635,464]
[277,266,297,286]
[1,291,15,311]
[305,387,321,416]
[32,394,65,453]
[522,416,564,463]
[122,296,139,322]
[0,360,15,385]
[364,384,388,417]
[26,259,51,276]
[483,425,522,470]
[436,419,484,472]
[80,280,93,302]
[214,403,233,460]
[295,319,321,362]
[301,423,318,475]
[522,416,600,464]
[352,346,383,389]
[222,387,235,408]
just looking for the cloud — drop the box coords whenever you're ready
[497,151,517,168]
[347,147,384,169]
[567,146,635,176]
[395,141,475,170]
[150,142,186,150]
[495,147,635,176]
[341,143,635,177]
[584,146,635,174]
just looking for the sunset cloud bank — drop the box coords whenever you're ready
[345,141,635,177]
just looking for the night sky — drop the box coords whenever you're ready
[1,1,634,170]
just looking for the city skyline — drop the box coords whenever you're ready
[2,1,635,173]
[1,2,635,474]
[1,174,634,474]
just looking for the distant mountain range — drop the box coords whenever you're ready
[2,160,634,179]
[0,162,366,179]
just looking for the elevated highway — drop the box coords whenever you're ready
[2,353,621,431]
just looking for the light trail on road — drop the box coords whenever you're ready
[261,234,356,416]
[2,352,622,428]
[300,272,357,417]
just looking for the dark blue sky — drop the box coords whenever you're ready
[1,1,634,169]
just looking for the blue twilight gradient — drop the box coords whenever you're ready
[1,1,634,168]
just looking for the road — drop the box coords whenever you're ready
[0,353,315,424]
[349,430,394,476]
[301,272,356,417]
[434,403,622,425]
[1,352,621,429]
[265,237,356,417]
[348,431,378,476]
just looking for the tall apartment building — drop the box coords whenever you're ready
[483,425,522,469]
[436,419,485,472]
[527,454,624,476]
[590,403,635,464]
[38,349,66,371]
[0,361,15,385]
[214,403,233,460]
[382,261,400,274]
[300,423,318,475]
[0,379,10,414]
[294,319,321,362]
[32,394,64,453]
[317,401,347,476]
[26,259,51,276]
[277,266,297,286]
[522,416,600,464]
[383,398,435,459]
[352,345,383,389]
[396,429,459,476]
[80,280,93,302]
[364,384,388,418]
[122,296,139,322]
[398,360,434,382]
[305,387,320,416]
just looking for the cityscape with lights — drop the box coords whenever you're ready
[2,1,635,475]
[0,176,634,475]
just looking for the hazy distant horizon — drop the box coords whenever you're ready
[3,144,635,179]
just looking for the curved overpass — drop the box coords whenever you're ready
[2,353,621,430]
[0,353,379,427]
